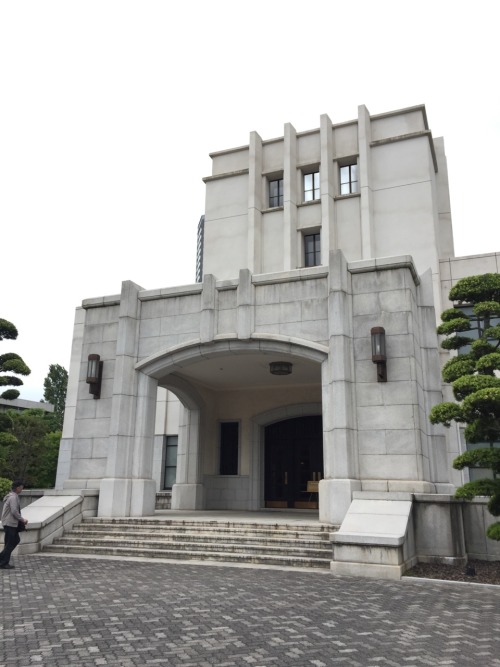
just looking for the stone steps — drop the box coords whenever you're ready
[44,517,334,569]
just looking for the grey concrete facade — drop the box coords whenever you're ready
[56,104,500,575]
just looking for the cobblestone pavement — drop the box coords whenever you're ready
[1,555,499,667]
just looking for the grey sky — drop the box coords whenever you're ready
[1,1,499,400]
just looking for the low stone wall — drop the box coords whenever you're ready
[155,491,172,510]
[1,490,99,555]
[413,494,500,564]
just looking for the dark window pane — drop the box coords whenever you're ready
[220,421,239,475]
[165,445,177,466]
[304,233,320,267]
[164,467,177,488]
[163,435,178,489]
[269,178,284,207]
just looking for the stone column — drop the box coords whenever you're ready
[99,280,152,517]
[319,250,360,524]
[129,371,158,516]
[171,404,204,509]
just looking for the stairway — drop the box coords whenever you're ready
[43,516,334,569]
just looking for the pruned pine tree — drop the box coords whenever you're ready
[0,318,31,401]
[430,274,500,540]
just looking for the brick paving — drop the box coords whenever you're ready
[1,555,499,667]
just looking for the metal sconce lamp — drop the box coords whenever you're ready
[371,327,387,382]
[269,361,293,376]
[86,354,103,398]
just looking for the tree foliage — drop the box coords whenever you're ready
[0,409,60,488]
[430,273,500,540]
[0,318,31,401]
[43,364,68,429]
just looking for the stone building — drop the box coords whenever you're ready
[56,104,500,574]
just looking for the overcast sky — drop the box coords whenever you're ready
[1,1,499,401]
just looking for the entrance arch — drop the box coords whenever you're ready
[135,337,327,513]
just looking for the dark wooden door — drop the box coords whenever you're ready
[264,416,323,508]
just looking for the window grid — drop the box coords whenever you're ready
[304,233,321,267]
[163,435,178,489]
[269,178,284,207]
[304,171,320,202]
[339,164,358,195]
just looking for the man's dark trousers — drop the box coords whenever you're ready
[0,526,21,566]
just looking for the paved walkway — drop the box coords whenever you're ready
[1,554,499,667]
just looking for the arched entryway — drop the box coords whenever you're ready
[135,337,328,513]
[264,415,323,509]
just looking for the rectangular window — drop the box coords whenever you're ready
[304,232,321,267]
[303,171,320,202]
[459,429,500,481]
[339,164,358,195]
[269,178,284,207]
[163,435,178,489]
[219,421,239,475]
[458,305,500,355]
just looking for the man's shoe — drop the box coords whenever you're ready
[0,564,14,569]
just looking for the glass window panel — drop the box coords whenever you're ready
[340,166,348,184]
[304,190,313,202]
[304,173,312,190]
[166,445,177,466]
[164,467,177,488]
[351,164,358,182]
[340,182,349,195]
[313,172,320,188]
[220,422,239,475]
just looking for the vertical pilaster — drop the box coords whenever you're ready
[320,250,360,524]
[57,306,85,489]
[237,268,254,340]
[129,371,158,516]
[358,105,374,259]
[283,122,297,270]
[320,113,336,262]
[99,280,144,517]
[248,131,263,274]
[171,404,204,509]
[200,274,216,342]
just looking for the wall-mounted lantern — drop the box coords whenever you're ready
[371,327,387,382]
[269,361,293,376]
[86,354,103,398]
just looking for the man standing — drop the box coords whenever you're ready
[0,480,28,570]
